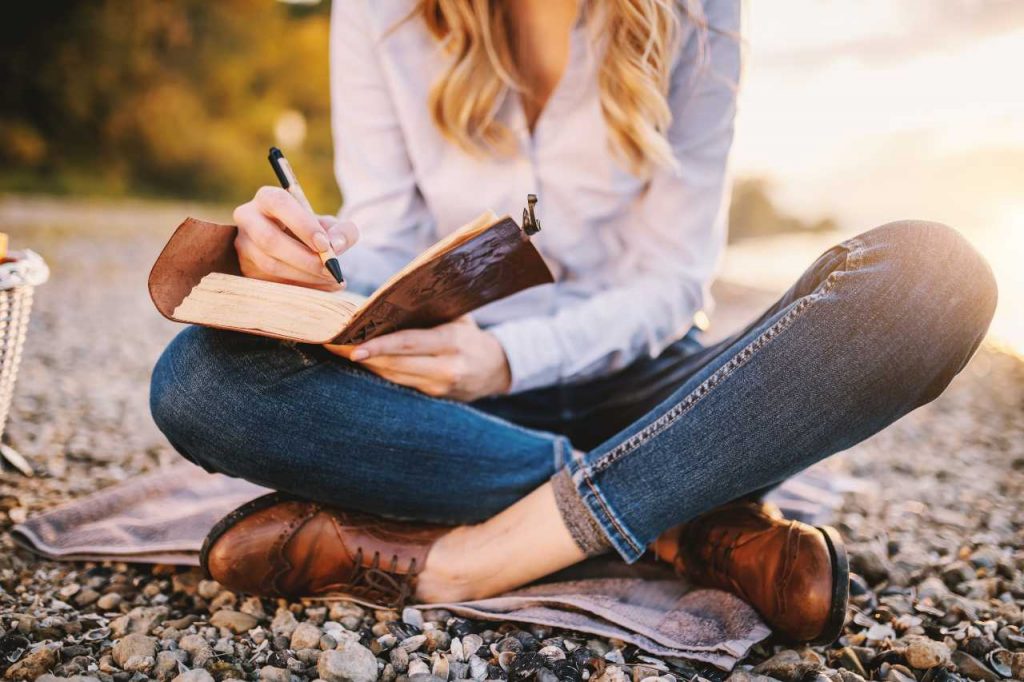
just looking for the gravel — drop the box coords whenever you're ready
[1,196,1022,681]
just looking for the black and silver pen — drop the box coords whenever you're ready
[267,146,344,284]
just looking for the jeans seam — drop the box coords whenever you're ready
[580,242,859,482]
[580,467,644,556]
[552,438,571,469]
[569,285,836,560]
[285,341,319,367]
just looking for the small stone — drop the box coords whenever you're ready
[402,607,424,629]
[74,588,101,606]
[468,654,488,679]
[390,645,409,672]
[240,596,268,621]
[1010,652,1024,680]
[213,636,235,655]
[112,633,157,673]
[330,602,366,623]
[208,590,237,612]
[172,670,216,682]
[271,608,299,638]
[110,606,168,637]
[99,654,119,673]
[259,665,292,682]
[172,571,200,596]
[866,622,897,642]
[916,577,950,602]
[901,635,951,669]
[400,634,427,652]
[884,664,917,682]
[96,593,123,611]
[952,651,999,682]
[594,665,628,682]
[197,580,223,600]
[941,561,976,588]
[727,674,780,682]
[753,649,809,681]
[165,615,198,630]
[833,648,868,679]
[850,545,890,585]
[828,671,866,682]
[995,602,1022,625]
[3,644,60,681]
[179,634,216,668]
[318,640,378,682]
[968,546,1001,569]
[155,650,188,681]
[291,622,323,650]
[424,629,450,653]
[12,614,35,634]
[209,609,258,634]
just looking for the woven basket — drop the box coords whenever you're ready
[0,250,49,446]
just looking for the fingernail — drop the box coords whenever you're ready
[312,231,330,253]
[331,236,347,252]
[351,348,369,361]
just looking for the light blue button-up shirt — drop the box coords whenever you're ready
[331,0,741,393]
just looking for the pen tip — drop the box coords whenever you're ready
[268,146,283,159]
[325,258,345,285]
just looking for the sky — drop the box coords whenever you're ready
[728,0,1024,353]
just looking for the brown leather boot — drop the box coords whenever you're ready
[200,493,450,607]
[655,502,849,644]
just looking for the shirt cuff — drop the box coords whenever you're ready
[487,317,566,394]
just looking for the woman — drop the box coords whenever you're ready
[150,0,997,645]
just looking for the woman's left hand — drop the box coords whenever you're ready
[325,316,511,401]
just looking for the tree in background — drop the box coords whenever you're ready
[0,0,339,209]
[729,178,837,242]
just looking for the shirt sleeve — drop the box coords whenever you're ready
[329,0,434,294]
[488,0,742,393]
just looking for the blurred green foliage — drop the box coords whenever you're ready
[0,0,340,209]
[0,2,833,240]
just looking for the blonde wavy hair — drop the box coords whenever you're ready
[416,0,707,176]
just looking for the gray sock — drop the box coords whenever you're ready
[551,468,611,556]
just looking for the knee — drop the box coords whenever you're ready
[867,220,997,338]
[851,220,997,399]
[150,326,295,465]
[150,326,230,453]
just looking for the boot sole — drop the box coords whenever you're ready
[813,524,850,645]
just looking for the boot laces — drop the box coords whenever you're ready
[349,547,417,608]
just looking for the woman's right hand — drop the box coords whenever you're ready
[232,186,360,291]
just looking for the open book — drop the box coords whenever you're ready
[148,210,553,345]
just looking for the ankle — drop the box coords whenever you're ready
[415,525,488,603]
[415,482,588,604]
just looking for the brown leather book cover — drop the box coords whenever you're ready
[148,216,554,344]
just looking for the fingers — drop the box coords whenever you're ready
[253,186,328,252]
[235,232,339,289]
[320,216,360,255]
[359,354,449,377]
[357,356,456,397]
[233,205,336,285]
[322,343,357,359]
[351,326,457,360]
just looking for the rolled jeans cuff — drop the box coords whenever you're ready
[553,453,647,562]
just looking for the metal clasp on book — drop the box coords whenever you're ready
[522,194,542,235]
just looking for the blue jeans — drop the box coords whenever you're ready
[150,221,996,562]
